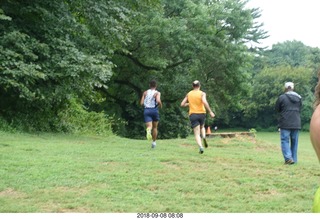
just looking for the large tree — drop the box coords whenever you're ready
[0,0,137,131]
[0,0,269,136]
[242,41,320,130]
[243,65,313,129]
[101,0,267,138]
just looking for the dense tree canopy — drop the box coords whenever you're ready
[243,65,313,129]
[240,41,320,131]
[0,0,135,132]
[1,0,318,137]
[100,0,267,138]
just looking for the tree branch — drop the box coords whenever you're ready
[167,57,192,69]
[115,51,161,71]
[114,79,143,98]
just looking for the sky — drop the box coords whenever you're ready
[245,0,320,49]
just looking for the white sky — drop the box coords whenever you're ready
[245,0,320,49]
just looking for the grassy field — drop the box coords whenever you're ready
[0,131,319,213]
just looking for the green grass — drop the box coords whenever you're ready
[0,131,319,213]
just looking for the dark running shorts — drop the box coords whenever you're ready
[144,108,160,123]
[189,113,206,129]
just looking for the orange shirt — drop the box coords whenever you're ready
[187,90,205,115]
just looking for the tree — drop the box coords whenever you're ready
[242,41,320,130]
[101,0,268,138]
[243,65,313,130]
[0,0,133,132]
[0,0,268,136]
[264,40,312,67]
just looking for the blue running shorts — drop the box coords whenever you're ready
[144,108,160,123]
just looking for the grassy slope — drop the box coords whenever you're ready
[0,131,319,213]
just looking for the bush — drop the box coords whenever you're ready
[0,117,17,132]
[57,99,112,136]
[302,123,310,132]
[0,99,113,136]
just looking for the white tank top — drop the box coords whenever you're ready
[144,89,158,108]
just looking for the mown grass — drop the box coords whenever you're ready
[0,131,319,213]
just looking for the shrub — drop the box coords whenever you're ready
[57,99,112,136]
[0,116,17,132]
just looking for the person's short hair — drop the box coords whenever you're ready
[149,80,157,88]
[192,80,200,87]
[285,82,294,89]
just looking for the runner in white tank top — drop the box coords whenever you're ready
[140,80,162,148]
[144,89,158,108]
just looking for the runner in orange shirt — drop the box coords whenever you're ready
[181,80,215,154]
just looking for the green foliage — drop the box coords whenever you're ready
[264,40,313,67]
[0,8,11,20]
[0,117,16,132]
[243,65,313,128]
[0,30,47,101]
[103,0,267,138]
[159,105,190,139]
[240,40,320,130]
[0,0,130,133]
[4,0,319,135]
[0,98,113,135]
[57,99,112,136]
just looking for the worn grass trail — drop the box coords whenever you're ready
[0,131,319,212]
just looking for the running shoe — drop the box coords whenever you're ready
[199,147,204,154]
[203,138,208,148]
[152,142,156,149]
[146,128,152,140]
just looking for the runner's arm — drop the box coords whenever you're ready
[181,95,189,107]
[155,92,163,108]
[202,92,215,118]
[140,91,146,106]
